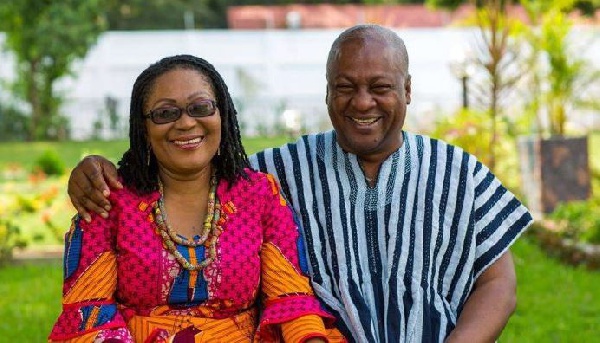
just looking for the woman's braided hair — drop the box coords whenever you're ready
[118,54,249,194]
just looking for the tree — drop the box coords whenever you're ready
[470,0,523,171]
[430,0,523,171]
[102,0,370,30]
[519,0,600,136]
[426,0,600,11]
[0,0,107,141]
[426,0,463,9]
[104,0,222,30]
[426,0,599,166]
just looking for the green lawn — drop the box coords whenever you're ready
[0,261,63,342]
[500,235,600,342]
[0,135,293,173]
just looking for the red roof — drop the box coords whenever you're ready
[227,4,598,29]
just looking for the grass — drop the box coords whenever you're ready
[500,234,600,342]
[0,136,293,173]
[0,261,63,342]
[0,140,128,174]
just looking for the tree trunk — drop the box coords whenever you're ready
[26,59,42,141]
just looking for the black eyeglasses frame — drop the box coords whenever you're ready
[144,99,217,124]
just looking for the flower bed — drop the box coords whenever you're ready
[0,173,72,265]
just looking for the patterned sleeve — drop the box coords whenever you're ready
[48,199,133,342]
[255,173,336,342]
[472,160,534,278]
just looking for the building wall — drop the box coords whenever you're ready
[1,27,598,140]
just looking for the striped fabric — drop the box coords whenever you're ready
[250,130,533,343]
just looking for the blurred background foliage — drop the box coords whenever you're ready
[0,0,599,142]
[1,0,597,32]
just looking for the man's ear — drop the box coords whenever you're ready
[325,86,330,104]
[405,75,412,105]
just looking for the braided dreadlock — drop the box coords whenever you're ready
[118,54,249,194]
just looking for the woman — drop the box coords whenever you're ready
[49,55,343,342]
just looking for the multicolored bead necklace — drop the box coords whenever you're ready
[154,175,221,271]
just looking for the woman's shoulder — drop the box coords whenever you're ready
[222,168,280,195]
[245,168,283,188]
[244,168,269,179]
[107,183,160,210]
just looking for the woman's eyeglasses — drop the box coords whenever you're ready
[144,99,217,124]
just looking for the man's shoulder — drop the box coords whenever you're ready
[250,131,331,159]
[406,130,450,146]
[405,131,468,156]
[404,131,485,176]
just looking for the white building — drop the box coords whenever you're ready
[0,27,598,140]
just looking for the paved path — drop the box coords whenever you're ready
[12,245,63,263]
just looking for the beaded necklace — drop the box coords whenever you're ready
[154,175,221,271]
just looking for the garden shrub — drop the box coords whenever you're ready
[429,108,519,191]
[0,218,27,266]
[34,149,66,176]
[550,197,600,245]
[529,168,600,269]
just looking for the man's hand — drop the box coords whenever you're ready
[67,155,121,222]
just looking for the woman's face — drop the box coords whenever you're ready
[144,68,221,179]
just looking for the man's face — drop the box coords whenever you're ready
[326,39,411,160]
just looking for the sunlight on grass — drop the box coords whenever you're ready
[0,262,62,341]
[500,235,600,342]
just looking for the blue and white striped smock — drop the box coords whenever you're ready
[249,130,533,343]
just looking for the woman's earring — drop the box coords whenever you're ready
[146,146,151,166]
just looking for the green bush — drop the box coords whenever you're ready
[0,218,27,266]
[550,197,600,245]
[429,108,519,192]
[33,149,65,176]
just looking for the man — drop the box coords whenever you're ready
[68,25,532,342]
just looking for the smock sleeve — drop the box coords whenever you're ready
[471,160,533,279]
[255,173,336,343]
[48,201,133,342]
